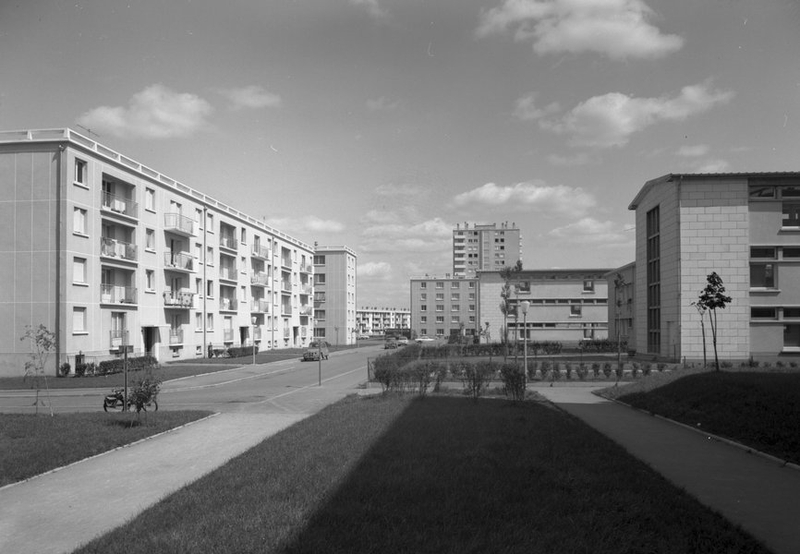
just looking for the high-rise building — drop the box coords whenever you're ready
[313,245,357,345]
[0,128,315,376]
[452,222,522,277]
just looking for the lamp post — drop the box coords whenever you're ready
[520,301,530,394]
[251,316,257,365]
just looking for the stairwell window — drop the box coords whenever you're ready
[73,208,87,235]
[72,307,87,334]
[72,257,87,285]
[74,159,87,187]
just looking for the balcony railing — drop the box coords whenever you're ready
[100,284,137,304]
[251,272,269,286]
[164,251,194,272]
[164,212,196,236]
[163,289,194,308]
[219,236,238,251]
[100,237,137,261]
[281,281,292,292]
[223,328,234,342]
[169,328,184,345]
[101,191,138,218]
[299,305,313,316]
[251,299,270,313]
[219,298,238,311]
[281,305,292,316]
[300,263,313,273]
[300,284,312,294]
[251,244,271,260]
[219,266,238,281]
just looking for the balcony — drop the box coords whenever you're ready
[219,236,238,252]
[100,237,137,262]
[163,289,194,308]
[300,263,313,274]
[102,191,138,219]
[281,304,292,316]
[164,212,196,237]
[219,266,238,282]
[281,280,292,292]
[300,283,312,294]
[251,272,269,286]
[299,305,313,316]
[219,297,238,311]
[251,299,270,313]
[169,328,184,345]
[100,285,137,305]
[251,244,271,260]
[164,251,194,273]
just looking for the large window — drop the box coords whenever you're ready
[646,206,661,354]
[750,264,775,288]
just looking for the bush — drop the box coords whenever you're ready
[602,362,612,379]
[97,355,159,376]
[565,363,573,380]
[461,360,497,399]
[577,363,589,381]
[58,362,71,377]
[227,346,258,358]
[500,363,526,401]
[615,363,625,380]
[128,374,162,414]
[551,362,561,381]
[539,360,551,381]
[592,362,601,379]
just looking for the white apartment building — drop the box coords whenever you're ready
[453,222,522,278]
[356,307,410,336]
[313,245,357,345]
[409,276,479,339]
[0,128,315,377]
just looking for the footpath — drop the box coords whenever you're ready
[535,384,800,554]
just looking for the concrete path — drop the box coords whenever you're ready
[535,384,800,554]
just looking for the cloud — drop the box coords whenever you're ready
[547,152,595,166]
[374,183,427,197]
[675,144,710,157]
[513,94,560,121]
[694,159,731,173]
[217,85,282,110]
[547,217,631,244]
[367,96,400,111]
[358,261,393,279]
[76,84,213,139]
[476,0,684,60]
[349,0,388,20]
[452,181,596,217]
[359,217,452,254]
[265,215,345,236]
[541,81,735,148]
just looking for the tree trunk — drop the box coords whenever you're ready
[710,309,720,371]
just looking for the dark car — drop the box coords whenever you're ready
[303,340,330,361]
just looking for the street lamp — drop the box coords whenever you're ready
[251,316,257,365]
[520,301,530,395]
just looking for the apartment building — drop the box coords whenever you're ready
[0,128,315,377]
[628,172,800,362]
[453,222,522,278]
[312,245,357,345]
[477,269,611,345]
[605,262,636,352]
[409,276,479,339]
[355,307,410,336]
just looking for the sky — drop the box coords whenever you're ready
[2,0,799,310]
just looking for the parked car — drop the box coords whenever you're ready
[416,335,435,343]
[357,333,370,339]
[395,336,409,346]
[302,340,330,361]
[384,339,398,349]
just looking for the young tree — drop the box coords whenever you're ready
[20,324,56,416]
[696,272,732,371]
[499,260,523,360]
[690,301,708,368]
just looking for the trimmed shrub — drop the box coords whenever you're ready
[500,362,526,401]
[461,360,497,399]
[592,362,601,379]
[577,363,589,381]
[97,355,159,376]
[227,346,259,358]
[602,362,612,379]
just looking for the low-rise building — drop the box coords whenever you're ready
[356,307,410,336]
[409,276,479,339]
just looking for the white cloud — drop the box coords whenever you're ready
[76,84,213,139]
[675,144,710,157]
[547,217,631,244]
[358,261,393,279]
[367,96,400,111]
[218,85,282,110]
[513,94,560,121]
[359,217,451,254]
[541,81,735,148]
[265,215,345,235]
[452,181,596,217]
[350,0,388,20]
[694,159,731,173]
[476,0,684,60]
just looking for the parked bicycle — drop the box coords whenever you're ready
[103,388,158,412]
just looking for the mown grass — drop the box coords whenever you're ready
[75,395,769,554]
[617,371,800,465]
[0,411,211,487]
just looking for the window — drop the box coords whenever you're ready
[207,280,214,298]
[451,282,460,289]
[451,293,460,301]
[583,280,595,292]
[750,264,775,288]
[784,324,800,348]
[73,208,87,235]
[420,328,428,335]
[436,316,444,323]
[784,308,800,318]
[436,304,444,312]
[207,246,214,265]
[783,204,800,227]
[146,270,155,291]
[196,208,204,230]
[196,312,203,331]
[420,316,427,323]
[146,229,155,251]
[583,328,594,339]
[571,305,582,317]
[72,257,87,284]
[749,186,775,198]
[420,305,427,311]
[751,307,777,319]
[435,293,444,301]
[145,188,155,212]
[314,255,325,265]
[451,304,460,311]
[72,307,87,333]
[419,282,427,289]
[751,247,776,259]
[436,282,444,289]
[207,313,214,331]
[451,316,460,323]
[315,274,326,285]
[74,159,87,186]
[469,304,476,312]
[784,247,800,258]
[646,206,661,354]
[206,213,214,232]
[240,228,247,244]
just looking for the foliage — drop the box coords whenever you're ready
[460,360,496,399]
[226,346,259,358]
[695,272,733,371]
[20,324,56,416]
[602,362,613,379]
[128,375,162,415]
[59,362,71,377]
[97,355,159,376]
[499,362,526,401]
[579,339,627,353]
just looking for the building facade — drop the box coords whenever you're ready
[605,262,636,353]
[355,307,410,336]
[0,128,315,377]
[452,222,522,278]
[312,245,357,345]
[477,269,611,345]
[409,276,479,338]
[628,172,800,362]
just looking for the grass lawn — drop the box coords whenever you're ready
[75,395,770,554]
[0,410,211,487]
[616,371,800,465]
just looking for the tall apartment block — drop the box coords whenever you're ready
[0,128,315,377]
[355,307,410,336]
[627,172,800,361]
[409,276,479,338]
[453,222,522,278]
[312,245,357,345]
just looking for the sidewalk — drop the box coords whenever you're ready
[535,384,800,554]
